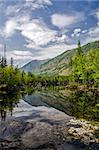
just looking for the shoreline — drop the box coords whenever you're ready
[0,100,99,149]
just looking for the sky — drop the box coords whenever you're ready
[0,0,99,67]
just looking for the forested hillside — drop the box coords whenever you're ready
[70,41,99,84]
[20,59,48,73]
[39,41,99,75]
[0,40,99,89]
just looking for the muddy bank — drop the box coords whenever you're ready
[0,100,99,149]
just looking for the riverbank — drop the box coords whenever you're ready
[0,100,99,150]
[0,82,99,91]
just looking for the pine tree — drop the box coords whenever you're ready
[4,57,7,67]
[1,57,4,68]
[77,40,83,55]
[11,57,13,66]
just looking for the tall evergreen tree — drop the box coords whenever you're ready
[11,57,13,66]
[3,57,7,67]
[1,57,4,68]
[77,40,83,55]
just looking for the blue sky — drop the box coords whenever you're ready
[0,0,99,66]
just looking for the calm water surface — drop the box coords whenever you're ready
[0,89,98,150]
[0,89,98,121]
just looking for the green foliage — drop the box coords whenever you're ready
[0,57,7,68]
[0,91,21,120]
[0,66,22,86]
[39,40,99,75]
[37,89,99,121]
[0,63,69,89]
[71,48,99,84]
[0,41,98,88]
[77,40,83,55]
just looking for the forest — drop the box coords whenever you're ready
[0,41,99,90]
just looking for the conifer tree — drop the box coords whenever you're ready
[77,40,83,55]
[11,57,13,66]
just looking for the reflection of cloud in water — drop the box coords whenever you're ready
[13,100,72,124]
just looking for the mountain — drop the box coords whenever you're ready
[39,41,99,75]
[20,59,48,73]
[20,40,99,75]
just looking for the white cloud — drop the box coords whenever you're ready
[3,0,98,67]
[6,44,77,67]
[5,0,52,16]
[25,29,69,48]
[56,34,69,43]
[71,28,81,37]
[11,50,34,57]
[88,26,99,36]
[71,33,74,37]
[82,29,87,34]
[7,50,34,60]
[7,50,34,67]
[25,0,52,10]
[33,43,77,60]
[76,33,80,37]
[73,28,81,34]
[84,26,99,44]
[3,12,69,48]
[26,0,52,5]
[20,19,57,47]
[84,36,99,44]
[25,32,69,49]
[4,20,18,37]
[6,5,21,16]
[3,0,52,39]
[2,0,53,44]
[3,14,31,38]
[0,49,34,67]
[51,13,84,28]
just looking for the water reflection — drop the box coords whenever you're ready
[67,90,99,121]
[30,89,99,121]
[0,91,20,121]
[0,88,98,122]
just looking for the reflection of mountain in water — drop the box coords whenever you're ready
[31,89,99,121]
[0,89,98,122]
[0,91,20,121]
[23,93,49,107]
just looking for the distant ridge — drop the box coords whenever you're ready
[20,59,48,73]
[39,40,99,75]
[20,41,99,75]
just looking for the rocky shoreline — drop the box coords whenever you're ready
[67,119,99,144]
[0,100,99,149]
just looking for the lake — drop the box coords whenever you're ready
[0,88,99,150]
[0,88,98,121]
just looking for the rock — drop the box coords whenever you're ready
[0,108,72,149]
[67,119,98,145]
[0,105,98,149]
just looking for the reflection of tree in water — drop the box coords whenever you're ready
[68,90,99,121]
[0,91,20,121]
[40,89,99,121]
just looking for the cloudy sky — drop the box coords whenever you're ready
[0,0,99,67]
